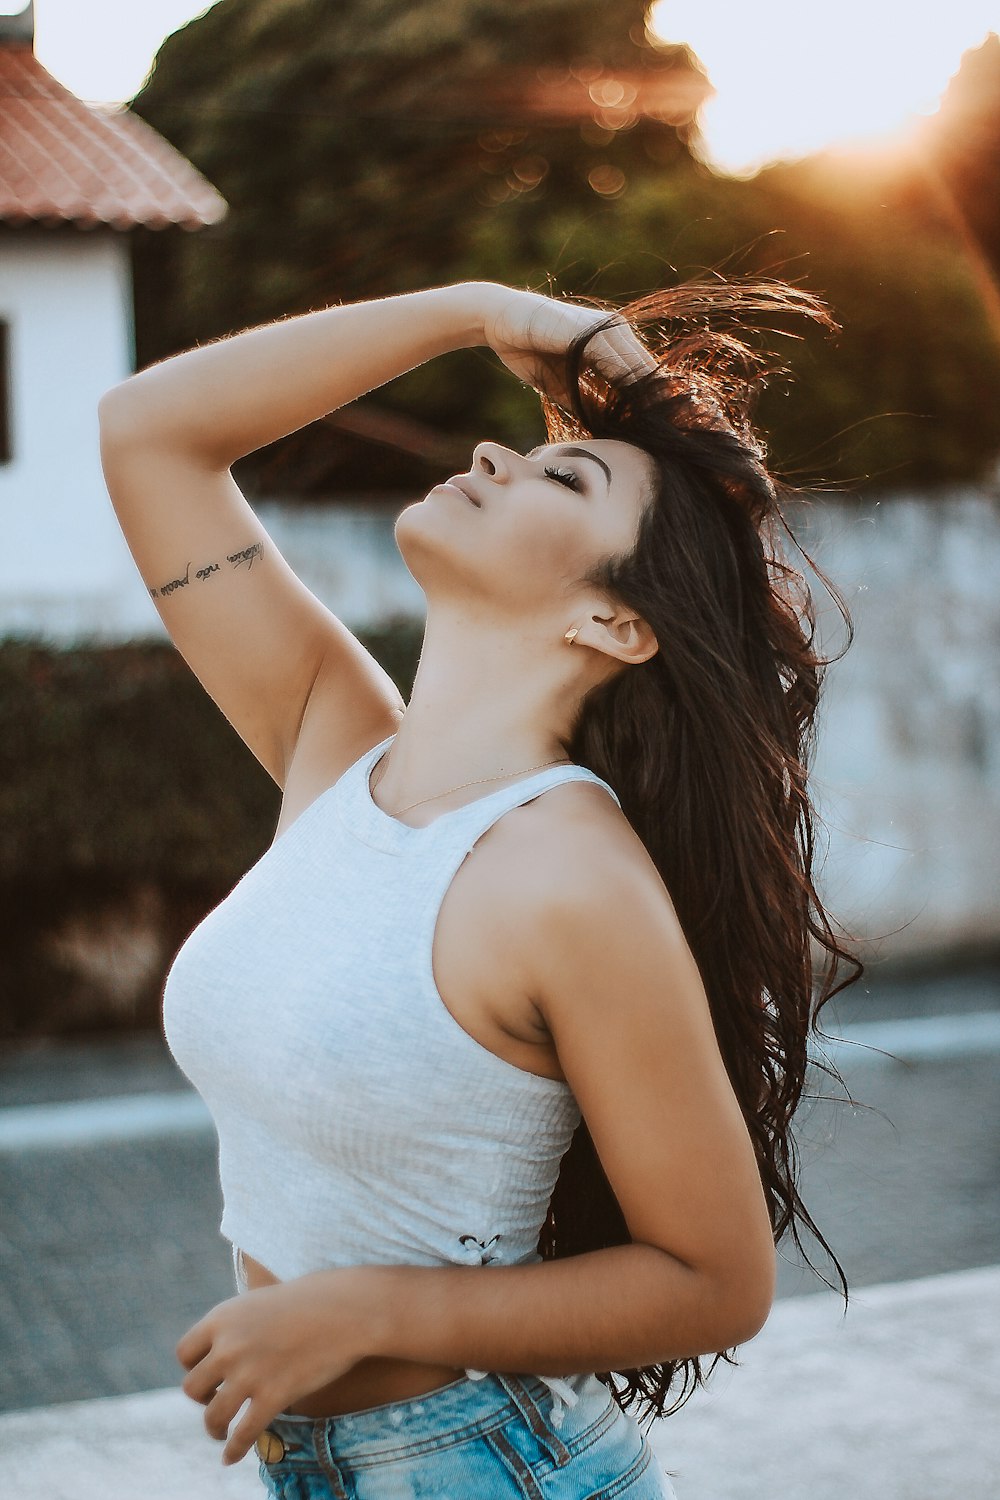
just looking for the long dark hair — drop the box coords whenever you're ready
[531,275,865,1428]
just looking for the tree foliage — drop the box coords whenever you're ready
[130,3,1000,494]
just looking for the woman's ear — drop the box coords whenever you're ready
[579,612,658,667]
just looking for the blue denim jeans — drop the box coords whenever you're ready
[252,1368,680,1499]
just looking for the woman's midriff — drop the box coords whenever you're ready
[237,1248,467,1417]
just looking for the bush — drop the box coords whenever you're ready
[0,621,423,1038]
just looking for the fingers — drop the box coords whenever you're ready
[221,1392,281,1467]
[181,1352,225,1406]
[202,1376,252,1443]
[175,1318,214,1371]
[490,289,659,406]
[538,301,657,385]
[584,323,659,384]
[198,1373,280,1467]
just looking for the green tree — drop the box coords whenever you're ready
[657,143,1000,488]
[924,32,1000,278]
[130,2,1000,494]
[131,0,707,490]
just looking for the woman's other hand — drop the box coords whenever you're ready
[175,1266,382,1467]
[478,284,658,406]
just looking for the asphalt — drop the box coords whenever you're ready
[1,960,998,1496]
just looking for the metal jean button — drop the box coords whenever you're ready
[255,1429,287,1463]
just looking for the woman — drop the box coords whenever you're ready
[98,277,861,1497]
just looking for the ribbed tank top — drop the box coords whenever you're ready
[162,730,623,1419]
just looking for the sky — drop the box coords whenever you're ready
[646,0,998,174]
[11,0,1000,177]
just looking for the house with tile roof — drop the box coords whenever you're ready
[0,0,226,641]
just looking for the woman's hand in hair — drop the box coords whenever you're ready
[478,283,657,407]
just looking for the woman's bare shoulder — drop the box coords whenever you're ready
[508,777,670,916]
[530,776,650,858]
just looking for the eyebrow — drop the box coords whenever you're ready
[526,444,612,491]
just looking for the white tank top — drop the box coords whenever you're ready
[162,730,623,1421]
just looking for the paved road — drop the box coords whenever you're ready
[1,961,998,1414]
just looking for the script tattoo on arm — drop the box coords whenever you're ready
[148,541,265,598]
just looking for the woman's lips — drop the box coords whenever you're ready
[438,479,481,507]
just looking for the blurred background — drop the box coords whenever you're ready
[0,0,997,1478]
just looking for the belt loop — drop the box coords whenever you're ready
[493,1372,573,1468]
[315,1420,352,1499]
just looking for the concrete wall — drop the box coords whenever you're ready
[788,488,1000,963]
[253,494,427,629]
[4,473,998,964]
[250,487,1000,964]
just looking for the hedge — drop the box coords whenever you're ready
[0,621,423,1038]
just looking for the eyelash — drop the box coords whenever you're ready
[543,465,583,492]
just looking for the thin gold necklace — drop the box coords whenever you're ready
[371,751,574,816]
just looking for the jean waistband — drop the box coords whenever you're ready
[256,1368,589,1470]
[233,1243,590,1442]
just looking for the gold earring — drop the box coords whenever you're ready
[564,628,579,644]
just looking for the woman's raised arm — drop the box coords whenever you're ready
[99,283,496,469]
[95,281,653,789]
[96,284,499,789]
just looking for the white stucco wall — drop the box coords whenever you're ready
[250,487,1000,965]
[0,227,143,640]
[254,494,427,629]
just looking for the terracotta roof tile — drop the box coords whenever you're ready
[0,42,227,231]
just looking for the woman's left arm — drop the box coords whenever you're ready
[370,822,777,1372]
[367,1237,764,1377]
[179,820,775,1465]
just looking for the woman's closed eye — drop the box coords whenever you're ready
[543,465,583,492]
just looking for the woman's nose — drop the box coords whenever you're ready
[472,442,512,481]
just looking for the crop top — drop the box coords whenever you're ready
[162,729,623,1427]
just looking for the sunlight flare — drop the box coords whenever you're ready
[646,0,997,174]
